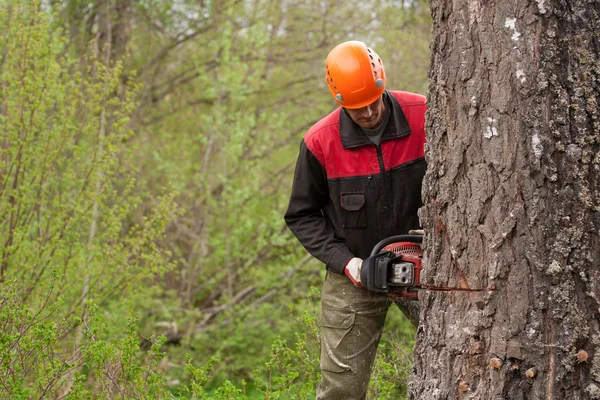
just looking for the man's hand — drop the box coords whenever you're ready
[408,229,424,236]
[344,257,363,287]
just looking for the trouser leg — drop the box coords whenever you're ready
[393,297,420,327]
[316,272,391,400]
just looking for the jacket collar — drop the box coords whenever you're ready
[339,90,412,149]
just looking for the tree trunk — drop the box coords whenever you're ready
[95,0,132,63]
[411,0,600,398]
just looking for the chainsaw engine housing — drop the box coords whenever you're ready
[361,236,423,300]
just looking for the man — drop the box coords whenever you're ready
[284,40,427,399]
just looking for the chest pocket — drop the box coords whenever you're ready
[340,193,367,229]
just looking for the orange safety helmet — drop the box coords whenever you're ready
[325,41,386,109]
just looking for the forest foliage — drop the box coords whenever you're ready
[0,0,430,398]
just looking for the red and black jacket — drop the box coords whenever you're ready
[284,90,427,274]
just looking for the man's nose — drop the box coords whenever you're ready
[361,105,374,118]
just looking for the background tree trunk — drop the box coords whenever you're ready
[411,0,600,398]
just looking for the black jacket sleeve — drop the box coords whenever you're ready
[284,140,354,274]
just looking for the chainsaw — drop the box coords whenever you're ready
[360,234,486,300]
[360,234,424,300]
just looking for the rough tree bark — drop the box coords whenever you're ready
[411,0,599,398]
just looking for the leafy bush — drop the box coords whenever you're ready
[0,1,176,396]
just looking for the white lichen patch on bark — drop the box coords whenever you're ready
[531,132,543,158]
[547,260,562,275]
[504,18,521,41]
[537,0,548,14]
[483,117,499,139]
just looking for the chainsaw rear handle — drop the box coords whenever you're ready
[369,234,423,257]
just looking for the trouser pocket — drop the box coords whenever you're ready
[319,307,356,373]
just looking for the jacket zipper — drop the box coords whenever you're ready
[375,144,392,235]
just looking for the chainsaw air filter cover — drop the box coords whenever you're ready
[382,242,422,257]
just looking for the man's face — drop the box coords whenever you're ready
[344,95,385,130]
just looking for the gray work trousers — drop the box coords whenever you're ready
[316,272,419,400]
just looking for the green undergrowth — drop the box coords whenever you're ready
[0,1,419,397]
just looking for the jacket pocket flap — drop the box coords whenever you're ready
[320,308,355,329]
[340,193,365,211]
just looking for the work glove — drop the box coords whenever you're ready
[344,257,363,288]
